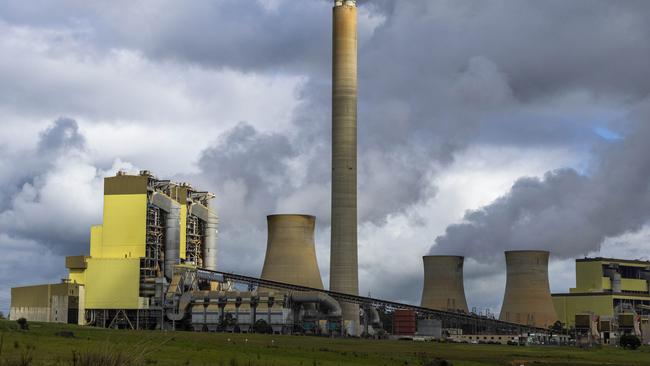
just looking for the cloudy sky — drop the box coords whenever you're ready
[2,0,650,316]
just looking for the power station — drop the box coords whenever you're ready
[7,0,650,346]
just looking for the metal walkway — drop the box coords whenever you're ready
[197,268,548,335]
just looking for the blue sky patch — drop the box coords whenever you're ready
[594,127,622,141]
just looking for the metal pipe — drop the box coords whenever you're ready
[605,266,622,293]
[189,201,218,271]
[364,305,381,328]
[150,192,181,280]
[166,292,192,321]
[204,200,219,272]
[290,291,342,318]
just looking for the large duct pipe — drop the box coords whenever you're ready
[499,250,558,328]
[363,305,382,328]
[261,215,324,289]
[204,200,219,272]
[166,290,343,322]
[420,256,469,313]
[330,0,359,335]
[167,290,229,321]
[605,265,622,293]
[290,291,342,318]
[166,292,193,321]
[151,192,181,280]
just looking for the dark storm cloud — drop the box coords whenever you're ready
[37,117,86,152]
[198,121,296,212]
[277,0,649,224]
[365,1,650,101]
[0,0,333,74]
[178,0,650,229]
[433,105,650,260]
[193,122,300,276]
[138,1,332,74]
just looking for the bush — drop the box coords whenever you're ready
[71,343,152,366]
[0,311,5,320]
[3,343,34,366]
[55,331,75,338]
[71,338,171,366]
[619,334,641,350]
[16,318,28,330]
[253,319,272,334]
[421,358,453,366]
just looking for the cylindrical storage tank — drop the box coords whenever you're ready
[420,256,469,313]
[499,250,558,328]
[261,215,324,289]
[392,309,416,336]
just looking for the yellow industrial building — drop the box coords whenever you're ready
[553,257,650,330]
[10,283,82,324]
[12,171,218,328]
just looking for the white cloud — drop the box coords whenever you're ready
[0,20,303,175]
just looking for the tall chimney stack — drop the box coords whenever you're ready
[330,0,359,334]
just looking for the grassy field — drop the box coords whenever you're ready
[0,320,649,366]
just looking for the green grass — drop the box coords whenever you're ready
[0,320,648,366]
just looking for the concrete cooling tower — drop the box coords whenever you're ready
[499,250,558,328]
[261,215,324,289]
[420,256,469,313]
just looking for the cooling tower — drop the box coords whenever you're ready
[330,0,360,334]
[499,250,558,328]
[261,215,324,289]
[420,256,469,313]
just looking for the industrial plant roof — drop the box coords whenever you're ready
[576,257,650,266]
[552,292,650,299]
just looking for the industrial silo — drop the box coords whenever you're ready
[420,256,469,313]
[499,250,558,328]
[261,215,324,289]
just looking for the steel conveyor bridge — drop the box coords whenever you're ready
[196,268,549,335]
